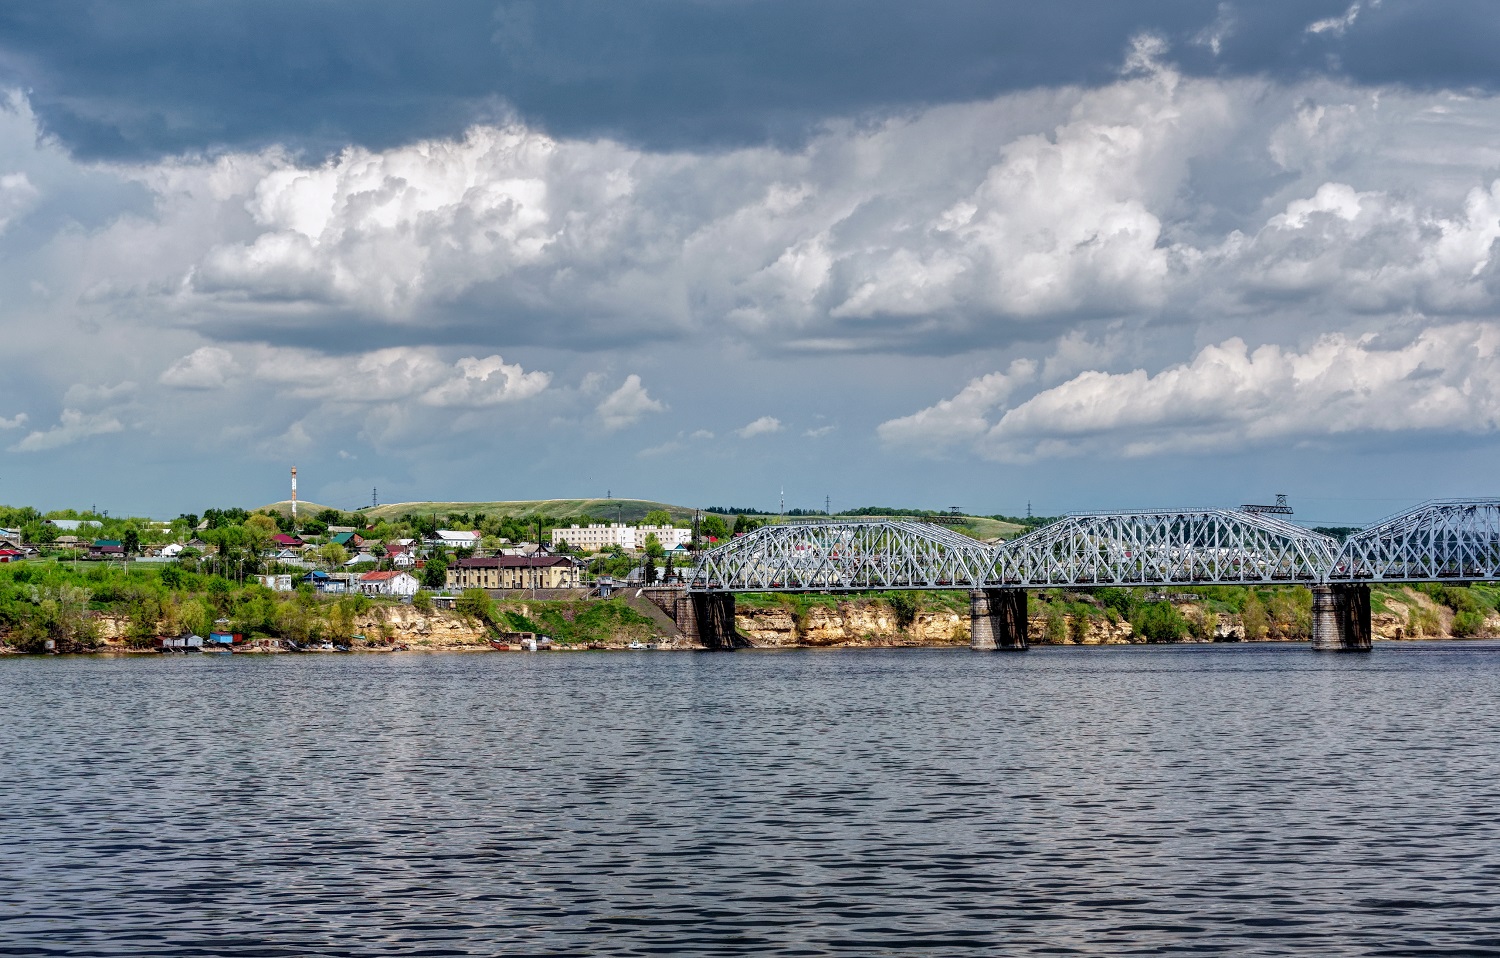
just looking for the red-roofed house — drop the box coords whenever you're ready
[358,570,421,597]
[271,533,305,548]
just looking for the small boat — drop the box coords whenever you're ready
[627,641,647,650]
[489,640,512,651]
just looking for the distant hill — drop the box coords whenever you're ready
[363,498,697,523]
[257,499,343,518]
[255,497,1026,540]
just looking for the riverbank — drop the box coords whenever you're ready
[3,557,1495,654]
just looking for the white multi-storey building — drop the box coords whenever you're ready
[552,523,693,553]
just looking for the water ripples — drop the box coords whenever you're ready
[3,643,1500,955]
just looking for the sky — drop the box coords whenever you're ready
[2,0,1500,524]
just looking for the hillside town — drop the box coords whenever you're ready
[0,508,705,600]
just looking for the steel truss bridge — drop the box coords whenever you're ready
[689,499,1500,593]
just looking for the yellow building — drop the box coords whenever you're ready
[447,556,581,590]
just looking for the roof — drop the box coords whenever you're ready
[435,530,482,541]
[93,539,123,548]
[331,532,361,545]
[360,570,411,581]
[453,555,573,569]
[271,533,303,545]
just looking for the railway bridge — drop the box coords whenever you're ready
[670,499,1500,652]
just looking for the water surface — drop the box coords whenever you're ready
[3,643,1500,956]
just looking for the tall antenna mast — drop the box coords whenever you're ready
[291,466,298,528]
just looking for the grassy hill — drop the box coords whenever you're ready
[363,498,696,523]
[257,500,344,518]
[257,497,1028,540]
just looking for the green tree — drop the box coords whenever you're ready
[318,542,349,569]
[412,590,433,613]
[886,591,918,631]
[422,555,448,589]
[732,514,762,535]
[159,564,185,589]
[456,588,493,623]
[1453,609,1486,637]
[1133,601,1187,642]
[1241,592,1268,640]
[700,514,729,541]
[643,510,673,526]
[643,533,665,559]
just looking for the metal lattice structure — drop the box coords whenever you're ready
[689,520,994,593]
[687,500,1500,593]
[1330,499,1500,582]
[993,510,1338,587]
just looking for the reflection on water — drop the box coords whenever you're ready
[3,643,1500,956]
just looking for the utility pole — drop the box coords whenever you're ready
[825,495,831,516]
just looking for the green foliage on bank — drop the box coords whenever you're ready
[455,592,657,645]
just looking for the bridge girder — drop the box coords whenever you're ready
[689,520,995,593]
[1330,499,1500,582]
[994,509,1337,587]
[687,500,1500,593]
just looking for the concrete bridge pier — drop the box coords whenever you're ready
[970,588,1028,651]
[1311,584,1372,652]
[680,592,745,650]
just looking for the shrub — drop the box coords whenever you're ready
[1133,601,1187,642]
[886,592,918,630]
[1453,609,1486,637]
[456,588,494,624]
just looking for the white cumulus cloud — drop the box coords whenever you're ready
[882,323,1500,461]
[12,409,125,452]
[737,416,783,438]
[596,374,666,430]
[0,413,27,430]
[253,346,549,407]
[160,347,238,389]
[878,360,1037,450]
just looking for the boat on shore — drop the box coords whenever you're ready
[491,632,551,651]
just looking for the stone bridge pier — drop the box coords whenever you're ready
[1311,584,1372,651]
[970,588,1028,651]
[643,588,745,650]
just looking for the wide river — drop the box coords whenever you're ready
[3,643,1500,956]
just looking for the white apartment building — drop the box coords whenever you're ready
[552,523,693,553]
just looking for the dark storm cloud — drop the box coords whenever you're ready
[3,0,1493,161]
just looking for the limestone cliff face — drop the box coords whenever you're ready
[354,607,492,649]
[737,603,968,647]
[1027,614,1137,645]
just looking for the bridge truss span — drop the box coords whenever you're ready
[1330,499,1500,582]
[689,520,995,593]
[994,509,1338,587]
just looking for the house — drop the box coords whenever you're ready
[447,555,582,590]
[271,533,304,548]
[391,551,418,569]
[330,531,364,549]
[89,539,124,559]
[159,543,185,559]
[358,570,421,597]
[431,529,482,549]
[300,570,349,594]
[0,549,23,563]
[256,574,294,592]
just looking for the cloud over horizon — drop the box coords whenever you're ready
[2,8,1500,515]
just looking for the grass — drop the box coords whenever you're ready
[493,599,657,645]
